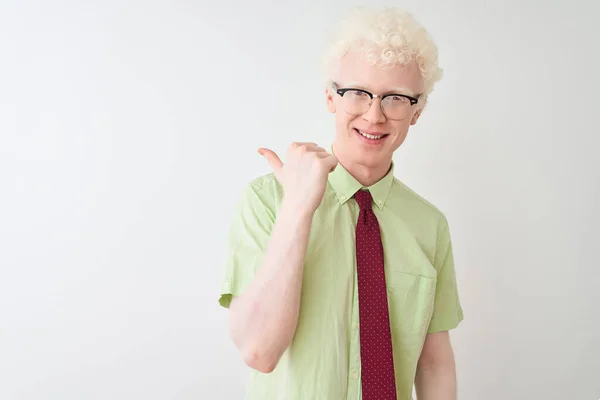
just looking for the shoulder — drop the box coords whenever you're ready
[235,173,283,215]
[243,172,283,199]
[246,172,277,190]
[389,177,450,230]
[391,178,446,217]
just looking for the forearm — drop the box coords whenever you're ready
[228,198,313,372]
[414,353,457,400]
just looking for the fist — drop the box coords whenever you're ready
[258,142,338,214]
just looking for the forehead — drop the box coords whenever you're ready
[335,49,424,95]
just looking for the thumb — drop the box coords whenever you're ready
[257,148,283,176]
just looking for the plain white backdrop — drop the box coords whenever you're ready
[1,0,599,399]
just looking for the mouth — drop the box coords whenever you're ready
[354,128,389,142]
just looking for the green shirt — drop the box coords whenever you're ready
[219,161,464,400]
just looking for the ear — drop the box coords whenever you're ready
[410,108,422,125]
[325,88,336,113]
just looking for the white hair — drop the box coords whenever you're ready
[321,7,443,108]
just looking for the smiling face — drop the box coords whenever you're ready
[326,50,425,174]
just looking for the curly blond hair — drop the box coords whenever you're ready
[321,6,443,109]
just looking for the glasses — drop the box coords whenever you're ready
[333,83,420,121]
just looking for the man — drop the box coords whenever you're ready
[218,6,463,400]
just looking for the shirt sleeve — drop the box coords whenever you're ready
[218,180,276,309]
[427,216,464,333]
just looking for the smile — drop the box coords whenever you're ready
[354,128,389,141]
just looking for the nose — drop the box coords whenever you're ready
[362,98,386,124]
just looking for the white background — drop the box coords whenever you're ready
[1,0,599,399]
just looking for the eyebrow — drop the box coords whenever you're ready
[341,82,415,97]
[389,87,415,96]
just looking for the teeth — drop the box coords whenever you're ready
[359,130,384,140]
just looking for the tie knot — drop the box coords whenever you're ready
[354,189,373,210]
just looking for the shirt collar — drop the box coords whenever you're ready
[327,151,395,211]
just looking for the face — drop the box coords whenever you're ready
[325,50,425,170]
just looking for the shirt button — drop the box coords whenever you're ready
[356,323,359,329]
[352,371,358,379]
[340,195,346,201]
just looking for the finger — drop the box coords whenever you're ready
[291,142,319,148]
[324,155,338,172]
[290,142,323,153]
[315,150,333,158]
[257,148,284,176]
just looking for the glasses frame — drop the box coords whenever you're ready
[333,83,420,121]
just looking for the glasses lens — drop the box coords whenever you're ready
[342,90,371,115]
[381,96,412,120]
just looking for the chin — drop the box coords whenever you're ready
[356,151,388,167]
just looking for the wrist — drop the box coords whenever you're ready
[279,197,315,223]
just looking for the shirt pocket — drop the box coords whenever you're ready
[385,271,437,342]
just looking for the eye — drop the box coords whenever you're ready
[390,95,408,103]
[349,90,368,98]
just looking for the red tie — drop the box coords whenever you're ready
[354,189,397,399]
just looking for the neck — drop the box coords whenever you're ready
[332,142,392,187]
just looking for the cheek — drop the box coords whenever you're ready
[390,121,411,140]
[335,111,356,129]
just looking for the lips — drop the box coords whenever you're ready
[354,128,389,140]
